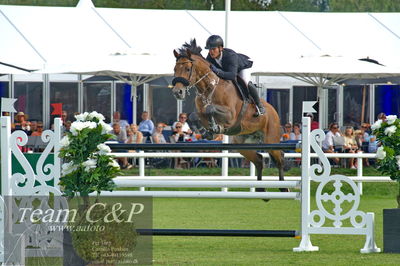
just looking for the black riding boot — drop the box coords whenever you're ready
[248,82,265,116]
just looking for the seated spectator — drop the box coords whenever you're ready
[306,113,319,130]
[110,111,129,131]
[64,121,72,133]
[360,123,370,142]
[126,124,143,144]
[281,123,292,141]
[110,123,131,169]
[28,121,38,136]
[138,111,154,137]
[31,122,44,136]
[289,123,302,141]
[343,126,358,169]
[322,123,341,164]
[172,113,192,135]
[110,123,127,143]
[152,123,167,144]
[377,112,386,121]
[172,122,191,142]
[14,112,31,133]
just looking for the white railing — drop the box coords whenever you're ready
[108,151,392,194]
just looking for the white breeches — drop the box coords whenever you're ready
[238,68,251,85]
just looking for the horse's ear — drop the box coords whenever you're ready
[186,49,192,60]
[173,49,180,59]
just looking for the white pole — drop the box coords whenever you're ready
[293,116,318,252]
[221,135,229,192]
[225,0,230,47]
[139,150,145,191]
[357,151,363,195]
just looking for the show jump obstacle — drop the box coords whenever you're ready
[0,116,380,263]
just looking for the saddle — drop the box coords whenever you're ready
[233,77,250,101]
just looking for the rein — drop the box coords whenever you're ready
[172,60,219,104]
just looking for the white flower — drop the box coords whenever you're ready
[61,161,78,176]
[70,121,98,136]
[70,121,85,136]
[88,111,105,122]
[384,125,397,137]
[376,146,386,160]
[60,136,70,148]
[396,155,400,170]
[371,119,383,131]
[386,115,398,125]
[108,159,120,169]
[82,158,97,172]
[97,143,111,155]
[100,121,113,134]
[83,121,97,130]
[74,112,89,122]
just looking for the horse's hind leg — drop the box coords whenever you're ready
[268,150,289,192]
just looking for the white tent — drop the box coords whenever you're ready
[253,55,400,128]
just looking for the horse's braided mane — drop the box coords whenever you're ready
[178,38,204,59]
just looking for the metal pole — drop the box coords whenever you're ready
[225,0,231,47]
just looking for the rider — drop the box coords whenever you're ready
[204,35,265,116]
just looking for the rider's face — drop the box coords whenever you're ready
[208,47,222,59]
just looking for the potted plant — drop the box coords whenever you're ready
[59,111,137,265]
[371,114,400,253]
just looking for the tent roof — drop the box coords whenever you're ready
[1,4,400,76]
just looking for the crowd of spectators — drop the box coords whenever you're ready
[8,109,393,170]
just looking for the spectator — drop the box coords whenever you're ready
[281,123,292,141]
[306,113,319,130]
[289,123,302,141]
[14,112,31,133]
[172,113,192,135]
[172,122,191,142]
[28,121,38,136]
[343,126,358,169]
[355,129,370,167]
[138,111,154,137]
[322,123,341,164]
[360,123,370,140]
[31,122,44,136]
[64,121,72,133]
[110,123,127,143]
[126,124,143,144]
[61,111,68,126]
[152,123,167,144]
[377,112,386,121]
[110,111,129,131]
[110,123,131,169]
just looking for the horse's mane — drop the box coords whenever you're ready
[178,39,204,59]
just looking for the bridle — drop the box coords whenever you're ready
[172,58,219,105]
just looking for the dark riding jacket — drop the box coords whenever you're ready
[206,48,253,81]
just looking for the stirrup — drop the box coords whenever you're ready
[254,105,265,117]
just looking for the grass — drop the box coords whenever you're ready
[26,167,399,265]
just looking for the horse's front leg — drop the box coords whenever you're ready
[205,104,233,135]
[188,112,213,140]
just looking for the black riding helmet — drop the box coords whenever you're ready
[205,35,224,49]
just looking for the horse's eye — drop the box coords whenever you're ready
[186,67,190,72]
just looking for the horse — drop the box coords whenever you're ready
[171,39,286,191]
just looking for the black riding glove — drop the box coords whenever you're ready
[210,64,221,76]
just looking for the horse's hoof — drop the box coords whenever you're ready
[262,198,270,203]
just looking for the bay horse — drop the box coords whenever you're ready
[171,39,286,191]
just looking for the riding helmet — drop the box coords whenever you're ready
[205,35,224,49]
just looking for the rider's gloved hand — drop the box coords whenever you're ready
[210,64,220,75]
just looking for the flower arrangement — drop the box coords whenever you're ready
[59,111,120,201]
[372,115,400,207]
